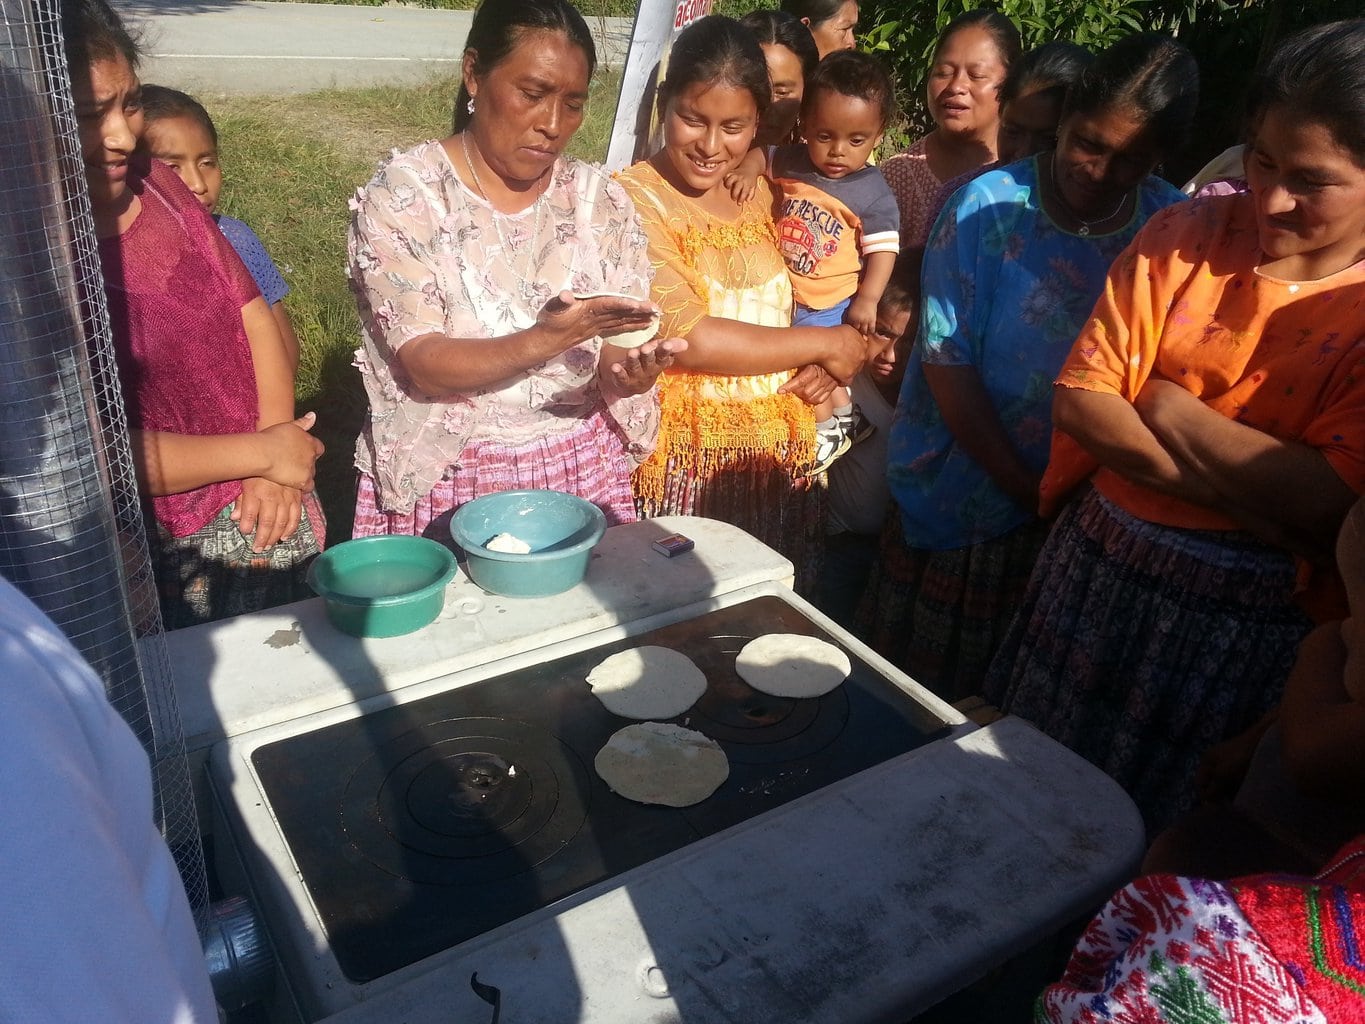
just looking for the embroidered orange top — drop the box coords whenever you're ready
[1043,193,1365,533]
[615,161,815,504]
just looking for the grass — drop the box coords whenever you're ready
[209,70,622,543]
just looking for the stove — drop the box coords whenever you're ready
[208,569,1143,1024]
[247,595,946,984]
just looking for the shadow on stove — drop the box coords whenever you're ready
[250,595,948,986]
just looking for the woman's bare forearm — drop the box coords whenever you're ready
[131,430,273,495]
[398,325,571,395]
[397,294,660,396]
[1053,386,1220,505]
[1138,382,1355,546]
[131,417,321,496]
[673,317,863,382]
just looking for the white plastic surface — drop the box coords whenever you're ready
[311,717,1141,1024]
[164,516,793,757]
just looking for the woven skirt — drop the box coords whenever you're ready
[985,488,1312,832]
[857,512,1051,703]
[153,490,325,630]
[353,409,637,541]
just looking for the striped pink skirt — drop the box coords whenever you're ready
[352,409,637,541]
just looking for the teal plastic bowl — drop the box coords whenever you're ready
[306,535,457,638]
[449,489,607,598]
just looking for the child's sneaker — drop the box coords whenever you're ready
[800,419,852,477]
[839,404,876,446]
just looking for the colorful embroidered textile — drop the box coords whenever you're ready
[1043,193,1365,530]
[98,160,261,538]
[616,161,827,591]
[1038,836,1365,1023]
[348,141,659,516]
[769,144,900,311]
[352,409,638,539]
[986,488,1312,831]
[889,157,1184,551]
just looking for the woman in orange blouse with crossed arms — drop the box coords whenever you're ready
[986,19,1365,832]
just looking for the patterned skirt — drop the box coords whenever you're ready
[985,488,1312,832]
[635,450,826,597]
[856,512,1051,703]
[353,409,637,541]
[153,491,325,631]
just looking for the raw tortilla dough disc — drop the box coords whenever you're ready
[735,634,851,698]
[586,646,707,720]
[573,290,661,349]
[594,722,729,807]
[485,532,532,554]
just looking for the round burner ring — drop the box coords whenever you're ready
[340,717,590,886]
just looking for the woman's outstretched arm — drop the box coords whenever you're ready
[398,293,659,396]
[673,317,866,383]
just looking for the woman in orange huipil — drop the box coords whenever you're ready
[986,19,1365,832]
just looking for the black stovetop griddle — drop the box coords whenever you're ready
[251,596,947,982]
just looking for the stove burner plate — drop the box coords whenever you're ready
[341,717,590,885]
[250,596,947,982]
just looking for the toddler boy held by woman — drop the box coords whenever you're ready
[731,50,902,474]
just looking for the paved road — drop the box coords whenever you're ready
[116,1,633,95]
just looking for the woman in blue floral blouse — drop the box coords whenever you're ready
[859,34,1197,701]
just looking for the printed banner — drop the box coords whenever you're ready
[605,0,714,170]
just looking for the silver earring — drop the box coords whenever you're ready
[467,97,475,115]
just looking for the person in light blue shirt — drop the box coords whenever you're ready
[859,33,1197,702]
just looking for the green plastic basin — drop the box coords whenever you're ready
[449,489,606,598]
[306,535,457,638]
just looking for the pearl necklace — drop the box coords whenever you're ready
[460,131,548,289]
[1050,153,1131,236]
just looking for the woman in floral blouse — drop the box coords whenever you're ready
[860,34,1195,701]
[881,10,1020,250]
[347,0,683,538]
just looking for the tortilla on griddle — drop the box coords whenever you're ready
[735,634,851,698]
[586,646,707,720]
[594,722,728,807]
